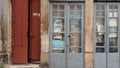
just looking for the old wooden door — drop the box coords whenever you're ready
[29,0,40,62]
[12,0,28,64]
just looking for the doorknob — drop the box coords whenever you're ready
[68,34,72,38]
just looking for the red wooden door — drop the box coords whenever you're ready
[29,0,40,61]
[12,0,28,64]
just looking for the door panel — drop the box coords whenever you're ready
[94,3,120,68]
[29,0,40,61]
[12,0,28,64]
[50,3,84,68]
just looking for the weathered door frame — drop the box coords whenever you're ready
[49,2,85,68]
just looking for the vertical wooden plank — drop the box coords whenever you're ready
[40,0,49,67]
[12,0,28,64]
[29,0,40,61]
[85,0,94,68]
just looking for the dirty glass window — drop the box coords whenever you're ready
[51,4,65,53]
[68,4,83,53]
[94,3,119,53]
[95,4,105,53]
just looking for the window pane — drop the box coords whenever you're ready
[109,47,118,53]
[109,37,118,46]
[69,11,82,17]
[109,18,118,27]
[70,18,81,32]
[76,5,82,10]
[96,48,105,53]
[59,5,64,10]
[109,27,117,32]
[108,12,113,17]
[52,48,64,53]
[59,11,64,17]
[53,11,58,17]
[53,4,58,10]
[69,48,81,53]
[96,18,104,32]
[96,33,104,46]
[70,5,75,10]
[52,33,64,47]
[53,18,64,32]
[114,12,118,17]
[69,33,81,46]
[109,32,117,38]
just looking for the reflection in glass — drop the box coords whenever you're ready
[77,5,82,10]
[53,4,58,10]
[109,27,117,32]
[70,11,81,17]
[101,11,105,16]
[109,48,118,53]
[96,11,100,16]
[53,19,64,32]
[96,18,104,32]
[53,33,64,40]
[69,48,81,53]
[59,5,64,10]
[59,11,64,17]
[96,33,104,46]
[109,37,117,46]
[70,5,75,10]
[52,49,64,53]
[70,34,81,46]
[109,32,117,38]
[96,48,105,53]
[70,18,81,32]
[52,33,64,47]
[114,12,118,17]
[109,12,113,17]
[53,11,58,17]
[109,18,118,27]
[96,5,100,10]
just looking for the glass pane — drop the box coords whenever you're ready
[59,5,64,10]
[96,18,104,32]
[96,33,104,46]
[109,37,118,46]
[109,27,118,32]
[69,48,81,53]
[96,5,100,10]
[109,32,117,38]
[101,11,105,17]
[114,5,118,11]
[96,48,105,53]
[114,12,118,17]
[108,12,113,17]
[52,48,64,53]
[109,47,118,53]
[53,4,58,10]
[70,18,81,32]
[109,5,113,11]
[70,11,81,17]
[59,11,64,17]
[53,11,58,17]
[109,18,118,27]
[96,11,101,16]
[69,33,81,46]
[70,5,75,10]
[76,5,82,10]
[52,33,64,47]
[101,5,105,10]
[53,18,64,32]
